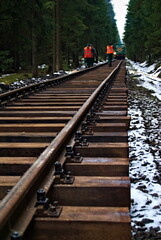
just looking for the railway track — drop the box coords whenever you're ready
[0,60,131,240]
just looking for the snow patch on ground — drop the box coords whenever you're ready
[129,106,161,229]
[127,60,161,100]
[127,60,161,234]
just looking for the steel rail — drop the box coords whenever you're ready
[0,61,122,237]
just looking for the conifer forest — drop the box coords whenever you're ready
[0,0,119,76]
[0,0,161,77]
[124,0,161,63]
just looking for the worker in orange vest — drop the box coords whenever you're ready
[83,44,93,68]
[106,44,114,67]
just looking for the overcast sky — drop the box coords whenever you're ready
[111,0,129,40]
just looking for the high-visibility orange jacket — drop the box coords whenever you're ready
[106,45,114,54]
[84,46,93,58]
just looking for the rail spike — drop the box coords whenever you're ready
[35,188,62,217]
[35,188,50,210]
[81,121,94,135]
[74,131,89,147]
[54,161,75,184]
[86,114,96,126]
[65,145,83,162]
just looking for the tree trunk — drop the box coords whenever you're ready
[32,6,38,78]
[72,53,79,68]
[13,23,20,71]
[53,0,56,72]
[55,0,61,71]
[14,45,19,71]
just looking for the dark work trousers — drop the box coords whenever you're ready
[84,58,92,68]
[107,53,113,66]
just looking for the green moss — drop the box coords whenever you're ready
[0,67,49,85]
[0,73,32,85]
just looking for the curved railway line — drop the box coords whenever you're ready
[0,60,131,240]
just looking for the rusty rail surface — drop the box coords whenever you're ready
[0,60,131,240]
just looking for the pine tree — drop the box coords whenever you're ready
[0,0,120,73]
[124,0,161,63]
